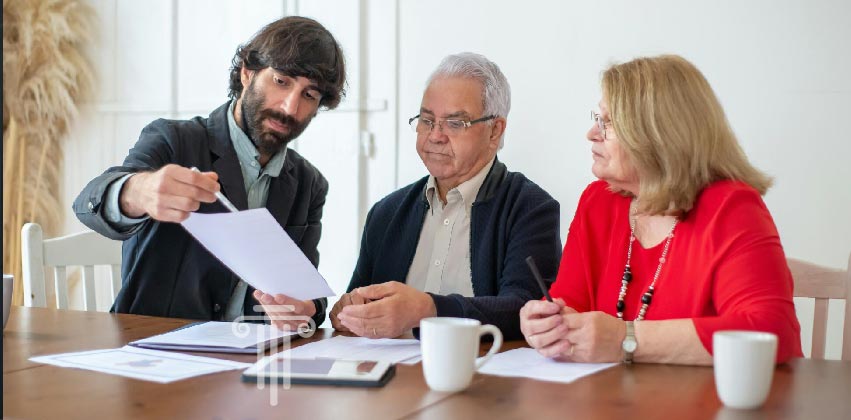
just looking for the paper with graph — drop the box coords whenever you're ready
[30,346,250,383]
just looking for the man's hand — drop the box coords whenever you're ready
[120,164,220,222]
[336,281,436,338]
[329,292,368,332]
[253,290,317,332]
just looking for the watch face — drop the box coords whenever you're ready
[622,340,637,353]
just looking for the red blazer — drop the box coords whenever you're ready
[550,180,802,363]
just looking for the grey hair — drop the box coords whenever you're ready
[427,52,511,147]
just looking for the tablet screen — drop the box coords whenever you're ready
[264,358,379,376]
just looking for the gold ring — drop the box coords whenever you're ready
[373,327,377,337]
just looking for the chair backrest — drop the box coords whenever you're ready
[21,223,123,311]
[788,253,851,361]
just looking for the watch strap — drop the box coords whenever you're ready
[623,321,636,363]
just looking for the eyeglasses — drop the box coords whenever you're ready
[591,110,612,140]
[408,114,497,136]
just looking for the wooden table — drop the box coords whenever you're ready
[4,307,850,419]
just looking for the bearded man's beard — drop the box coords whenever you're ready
[241,82,312,156]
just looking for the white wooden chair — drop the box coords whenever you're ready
[21,223,123,311]
[788,253,851,361]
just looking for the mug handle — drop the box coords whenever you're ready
[474,324,503,370]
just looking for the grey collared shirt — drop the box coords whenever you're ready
[404,157,495,296]
[104,100,287,320]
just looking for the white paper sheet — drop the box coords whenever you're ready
[29,346,251,383]
[130,321,300,353]
[181,208,335,300]
[276,336,423,365]
[477,348,616,383]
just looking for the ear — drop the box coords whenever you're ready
[239,63,255,90]
[488,117,507,149]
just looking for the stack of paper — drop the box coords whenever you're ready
[477,348,616,383]
[30,346,250,383]
[276,336,423,365]
[130,321,300,354]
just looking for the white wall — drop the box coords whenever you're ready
[62,0,400,319]
[59,0,849,357]
[394,0,851,358]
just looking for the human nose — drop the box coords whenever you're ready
[427,121,448,142]
[279,90,300,116]
[587,123,603,143]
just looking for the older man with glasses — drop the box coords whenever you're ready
[320,52,562,340]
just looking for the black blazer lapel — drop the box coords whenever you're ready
[266,159,297,227]
[207,102,248,211]
[212,154,248,211]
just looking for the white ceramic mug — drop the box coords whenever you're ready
[420,317,503,392]
[713,330,778,409]
[3,274,13,330]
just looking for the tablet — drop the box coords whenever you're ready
[242,357,396,387]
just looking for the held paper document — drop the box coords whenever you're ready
[477,348,616,383]
[181,208,335,300]
[30,346,251,383]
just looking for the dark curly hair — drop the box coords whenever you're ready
[228,16,346,110]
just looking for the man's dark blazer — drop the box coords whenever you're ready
[73,101,328,325]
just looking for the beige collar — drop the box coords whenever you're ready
[425,157,496,211]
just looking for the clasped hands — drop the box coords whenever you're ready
[330,281,436,338]
[520,298,627,363]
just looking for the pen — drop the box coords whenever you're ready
[525,256,553,302]
[190,167,238,213]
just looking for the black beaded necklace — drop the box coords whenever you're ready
[616,200,678,321]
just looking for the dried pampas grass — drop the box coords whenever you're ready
[3,0,96,305]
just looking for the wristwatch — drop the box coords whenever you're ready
[622,321,637,363]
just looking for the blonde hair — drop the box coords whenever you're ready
[602,54,772,216]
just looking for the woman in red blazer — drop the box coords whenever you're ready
[520,55,802,365]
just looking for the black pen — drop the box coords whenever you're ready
[525,256,553,302]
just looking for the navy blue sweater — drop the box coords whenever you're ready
[348,158,562,340]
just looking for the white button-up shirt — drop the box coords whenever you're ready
[405,158,495,297]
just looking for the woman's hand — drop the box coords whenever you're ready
[562,311,626,363]
[520,298,577,358]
